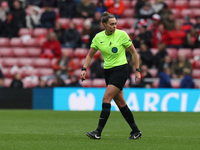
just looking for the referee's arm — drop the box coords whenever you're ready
[81,48,97,81]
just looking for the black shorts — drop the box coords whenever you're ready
[104,64,129,91]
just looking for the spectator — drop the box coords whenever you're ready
[0,1,9,22]
[81,19,93,47]
[40,31,61,59]
[51,75,65,87]
[26,0,43,7]
[96,0,107,15]
[135,0,146,18]
[138,2,154,19]
[36,78,48,88]
[58,0,76,18]
[76,0,96,18]
[194,16,200,32]
[64,21,82,48]
[66,75,82,87]
[157,55,173,74]
[138,43,154,68]
[159,3,172,22]
[52,51,79,80]
[148,14,161,33]
[91,11,101,31]
[154,43,168,72]
[11,0,26,29]
[181,16,193,33]
[184,27,199,49]
[26,6,41,29]
[163,12,175,31]
[152,23,170,48]
[168,21,186,49]
[180,68,195,88]
[10,73,23,88]
[152,0,165,14]
[171,53,193,78]
[158,67,172,88]
[38,4,56,28]
[90,54,104,79]
[42,0,58,8]
[136,22,152,48]
[54,21,67,46]
[0,11,18,38]
[105,0,125,18]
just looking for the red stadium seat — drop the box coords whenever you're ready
[175,0,188,9]
[72,18,84,30]
[61,48,74,58]
[192,69,200,78]
[171,80,180,88]
[3,78,12,87]
[34,58,51,68]
[165,0,174,8]
[122,9,135,18]
[24,38,40,47]
[80,79,92,87]
[74,48,88,59]
[178,48,192,58]
[0,47,13,57]
[189,0,200,8]
[18,58,34,67]
[126,18,136,28]
[0,38,10,47]
[71,58,81,68]
[21,68,39,77]
[10,38,24,47]
[91,79,106,87]
[57,18,70,29]
[23,77,39,88]
[123,0,131,8]
[18,28,33,37]
[192,49,200,58]
[152,81,159,88]
[116,18,127,29]
[192,9,200,18]
[181,9,194,18]
[148,68,158,78]
[1,68,11,78]
[1,58,18,67]
[12,48,28,57]
[38,68,54,76]
[131,0,137,8]
[171,9,181,18]
[32,28,48,37]
[27,47,41,57]
[166,48,178,59]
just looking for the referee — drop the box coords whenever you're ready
[81,11,141,140]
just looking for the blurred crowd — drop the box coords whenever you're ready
[0,0,200,89]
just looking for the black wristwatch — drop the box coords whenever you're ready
[136,68,141,72]
[81,67,86,71]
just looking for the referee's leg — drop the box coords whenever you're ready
[114,91,141,135]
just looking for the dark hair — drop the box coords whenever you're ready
[101,11,115,23]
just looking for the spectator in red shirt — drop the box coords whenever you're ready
[40,31,61,59]
[152,23,170,48]
[105,0,125,18]
[168,21,186,49]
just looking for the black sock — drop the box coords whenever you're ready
[96,103,111,134]
[119,105,140,132]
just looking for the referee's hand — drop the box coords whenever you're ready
[135,71,141,84]
[81,70,86,82]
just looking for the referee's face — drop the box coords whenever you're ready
[105,18,117,35]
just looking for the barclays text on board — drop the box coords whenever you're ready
[53,88,200,112]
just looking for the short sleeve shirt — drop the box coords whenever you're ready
[91,29,132,69]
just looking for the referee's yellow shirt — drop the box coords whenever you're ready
[91,29,132,69]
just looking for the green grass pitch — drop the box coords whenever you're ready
[0,110,199,150]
